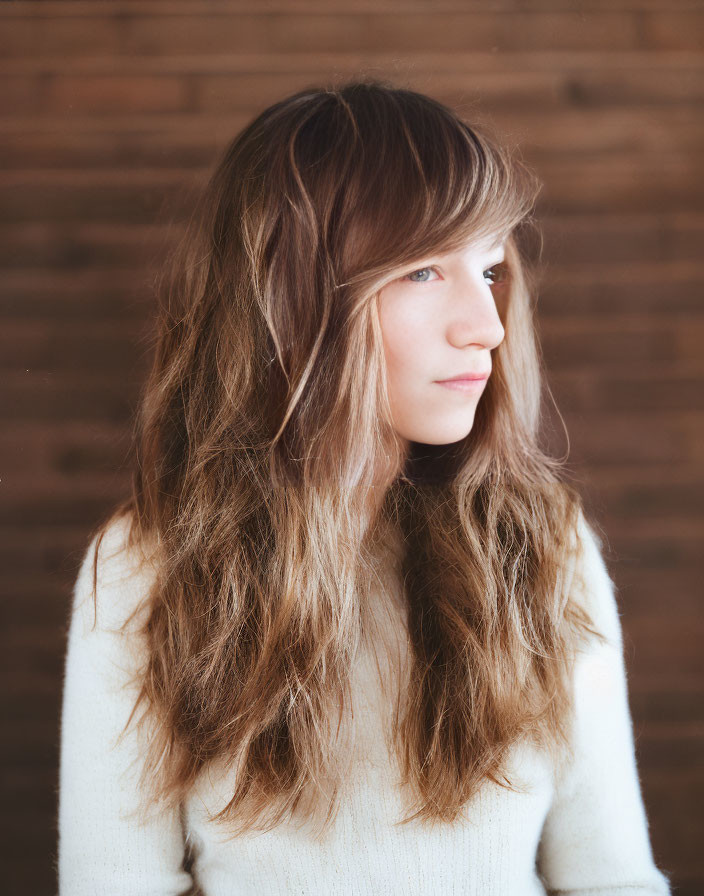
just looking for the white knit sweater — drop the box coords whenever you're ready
[57,512,672,895]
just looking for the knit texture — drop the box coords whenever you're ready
[57,513,672,895]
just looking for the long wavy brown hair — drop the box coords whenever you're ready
[84,77,605,839]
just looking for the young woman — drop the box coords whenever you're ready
[57,79,672,895]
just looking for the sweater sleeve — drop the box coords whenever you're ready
[536,513,672,896]
[58,517,194,896]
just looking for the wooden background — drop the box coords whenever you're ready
[1,1,702,893]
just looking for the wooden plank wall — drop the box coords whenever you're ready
[1,1,701,893]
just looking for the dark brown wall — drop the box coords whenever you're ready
[1,2,702,893]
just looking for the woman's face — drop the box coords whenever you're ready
[377,234,506,448]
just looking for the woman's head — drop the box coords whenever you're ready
[175,78,543,501]
[98,77,602,838]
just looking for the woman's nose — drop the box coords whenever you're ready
[449,282,505,352]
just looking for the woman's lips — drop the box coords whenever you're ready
[434,375,489,392]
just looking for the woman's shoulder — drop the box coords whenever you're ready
[568,507,623,651]
[71,511,161,638]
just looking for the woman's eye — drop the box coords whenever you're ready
[404,267,439,283]
[483,263,508,286]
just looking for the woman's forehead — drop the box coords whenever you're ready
[432,233,507,260]
[461,232,506,253]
